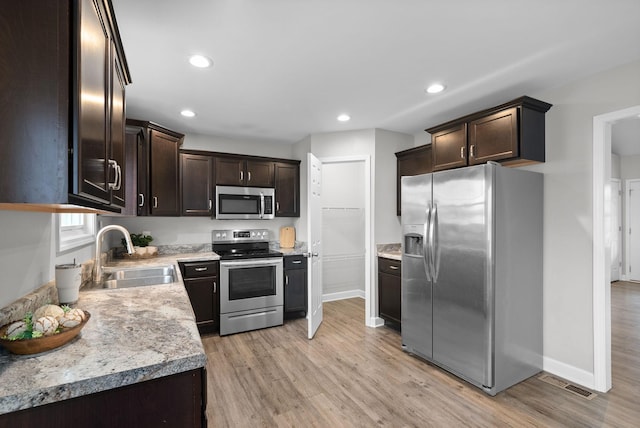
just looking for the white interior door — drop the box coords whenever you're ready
[611,179,622,281]
[628,179,640,281]
[307,153,323,339]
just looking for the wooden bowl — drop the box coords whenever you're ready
[0,311,90,355]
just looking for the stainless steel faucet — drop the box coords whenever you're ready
[93,225,135,282]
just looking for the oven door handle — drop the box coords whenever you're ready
[220,258,282,268]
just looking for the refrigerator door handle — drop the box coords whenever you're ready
[423,206,432,281]
[428,203,437,281]
[431,204,441,281]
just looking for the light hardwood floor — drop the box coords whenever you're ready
[202,282,640,427]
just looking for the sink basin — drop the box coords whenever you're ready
[89,265,176,289]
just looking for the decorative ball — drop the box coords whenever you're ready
[33,304,65,320]
[58,311,83,329]
[6,321,28,338]
[68,308,86,321]
[33,316,59,336]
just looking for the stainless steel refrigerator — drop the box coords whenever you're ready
[401,162,543,396]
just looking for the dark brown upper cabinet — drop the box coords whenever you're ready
[215,156,274,187]
[395,145,433,216]
[180,152,214,217]
[274,161,301,217]
[126,120,184,216]
[0,0,131,213]
[427,96,552,172]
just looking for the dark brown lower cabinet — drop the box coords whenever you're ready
[0,368,206,428]
[179,260,219,334]
[284,255,307,318]
[378,257,401,330]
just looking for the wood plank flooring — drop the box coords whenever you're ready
[201,282,640,427]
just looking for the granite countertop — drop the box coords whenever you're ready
[377,243,401,261]
[0,252,217,415]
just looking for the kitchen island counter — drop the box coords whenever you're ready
[0,253,214,416]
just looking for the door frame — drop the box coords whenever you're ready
[625,179,640,281]
[319,155,375,327]
[592,104,640,392]
[610,178,622,282]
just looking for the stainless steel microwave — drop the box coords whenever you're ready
[215,186,275,220]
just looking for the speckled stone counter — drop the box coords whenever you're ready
[0,252,217,415]
[377,243,401,261]
[274,241,307,256]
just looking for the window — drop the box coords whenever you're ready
[57,213,96,252]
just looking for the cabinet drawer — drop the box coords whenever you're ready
[378,257,401,276]
[181,261,219,278]
[284,255,306,270]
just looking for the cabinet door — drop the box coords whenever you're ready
[431,123,467,171]
[396,145,432,216]
[274,162,300,217]
[78,0,110,203]
[109,41,126,208]
[378,271,401,325]
[150,130,180,216]
[184,277,218,332]
[468,107,519,165]
[285,268,307,314]
[181,153,214,216]
[246,160,274,187]
[215,157,244,186]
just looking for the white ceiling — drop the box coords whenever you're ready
[111,0,640,146]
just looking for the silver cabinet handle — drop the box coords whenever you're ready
[470,144,475,158]
[285,274,289,286]
[460,146,466,159]
[208,199,212,211]
[213,281,216,293]
[276,201,280,212]
[389,265,399,270]
[292,260,302,264]
[153,196,158,208]
[195,267,208,272]
[240,170,244,182]
[138,193,145,207]
[107,160,119,190]
[248,171,252,182]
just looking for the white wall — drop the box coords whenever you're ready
[183,132,293,159]
[374,129,413,244]
[0,211,94,308]
[522,59,640,382]
[611,153,621,179]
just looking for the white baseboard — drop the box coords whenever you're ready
[543,356,595,390]
[322,289,365,302]
[370,317,385,328]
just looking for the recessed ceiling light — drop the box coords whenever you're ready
[426,83,446,94]
[337,114,351,122]
[188,55,212,68]
[181,109,196,118]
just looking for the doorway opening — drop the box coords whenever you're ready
[593,104,640,392]
[318,156,374,326]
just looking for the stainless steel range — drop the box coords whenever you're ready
[212,229,283,336]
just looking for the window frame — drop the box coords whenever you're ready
[56,213,97,253]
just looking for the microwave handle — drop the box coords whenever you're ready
[260,193,265,219]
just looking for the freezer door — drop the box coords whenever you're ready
[401,225,432,359]
[432,164,493,388]
[401,173,433,359]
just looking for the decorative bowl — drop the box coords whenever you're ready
[0,311,90,355]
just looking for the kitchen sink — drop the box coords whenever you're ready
[88,265,177,289]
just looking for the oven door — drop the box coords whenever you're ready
[220,257,283,313]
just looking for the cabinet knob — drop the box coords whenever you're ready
[460,146,466,159]
[138,193,145,207]
[470,144,475,158]
[153,196,158,208]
